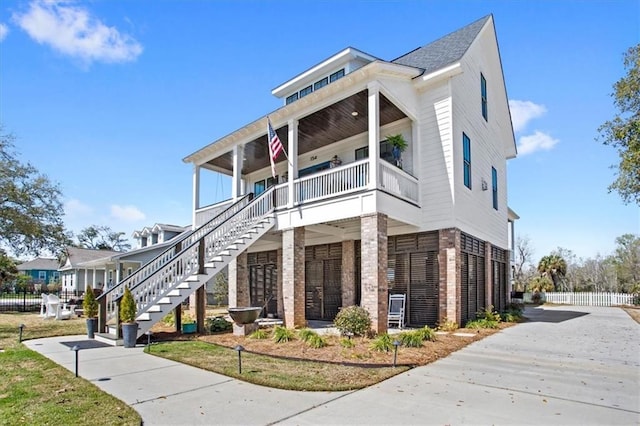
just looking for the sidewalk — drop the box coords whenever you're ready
[25,306,640,425]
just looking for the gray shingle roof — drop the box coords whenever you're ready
[64,247,120,267]
[392,15,491,76]
[17,258,59,271]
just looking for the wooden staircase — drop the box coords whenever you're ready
[96,188,276,345]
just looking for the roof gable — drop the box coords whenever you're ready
[64,247,120,267]
[392,15,491,76]
[17,257,59,271]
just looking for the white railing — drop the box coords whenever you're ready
[378,161,419,203]
[527,292,637,306]
[294,159,369,204]
[195,199,234,227]
[275,183,288,209]
[100,193,253,325]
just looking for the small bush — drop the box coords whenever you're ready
[398,331,423,348]
[466,318,500,329]
[306,334,327,349]
[437,318,459,332]
[297,328,317,343]
[207,316,232,332]
[249,328,269,339]
[333,306,371,337]
[82,284,98,318]
[418,326,437,342]
[369,333,393,352]
[501,312,519,322]
[162,312,176,326]
[120,287,137,323]
[339,338,355,348]
[272,325,295,343]
[477,305,502,323]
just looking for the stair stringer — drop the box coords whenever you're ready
[133,216,276,338]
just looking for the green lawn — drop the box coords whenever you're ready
[0,313,141,425]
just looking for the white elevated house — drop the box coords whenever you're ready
[99,15,517,342]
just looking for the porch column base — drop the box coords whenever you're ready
[282,228,305,328]
[438,228,461,325]
[360,213,388,333]
[233,322,258,336]
[341,240,356,307]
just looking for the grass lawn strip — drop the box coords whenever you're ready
[0,313,141,426]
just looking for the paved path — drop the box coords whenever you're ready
[25,306,640,425]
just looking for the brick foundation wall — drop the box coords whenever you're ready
[360,213,388,333]
[438,228,461,325]
[228,252,249,308]
[276,247,284,320]
[282,228,305,328]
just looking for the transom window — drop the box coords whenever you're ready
[463,133,472,189]
[481,73,488,121]
[299,85,313,98]
[285,68,345,105]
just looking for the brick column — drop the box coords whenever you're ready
[438,228,460,325]
[276,247,284,320]
[228,252,249,308]
[360,213,388,333]
[341,240,356,308]
[282,228,305,328]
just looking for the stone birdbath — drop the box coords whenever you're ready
[228,307,262,336]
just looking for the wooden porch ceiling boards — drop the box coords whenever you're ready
[206,91,406,175]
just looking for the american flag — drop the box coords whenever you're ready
[267,118,284,178]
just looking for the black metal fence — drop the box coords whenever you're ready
[0,289,79,313]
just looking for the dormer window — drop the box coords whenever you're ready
[141,237,147,247]
[283,68,346,105]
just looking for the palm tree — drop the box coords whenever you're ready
[538,255,567,291]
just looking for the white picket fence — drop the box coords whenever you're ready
[525,292,637,307]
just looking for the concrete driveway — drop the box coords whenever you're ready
[26,305,639,425]
[280,305,640,425]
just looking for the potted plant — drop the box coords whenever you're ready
[82,284,99,338]
[181,312,197,334]
[120,286,138,348]
[386,134,408,168]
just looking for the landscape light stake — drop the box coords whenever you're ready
[18,324,25,343]
[71,345,80,377]
[392,340,401,367]
[234,345,245,374]
[146,331,153,352]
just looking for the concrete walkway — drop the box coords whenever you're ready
[25,306,640,425]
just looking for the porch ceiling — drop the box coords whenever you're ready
[206,91,406,175]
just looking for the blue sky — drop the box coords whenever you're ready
[0,0,638,262]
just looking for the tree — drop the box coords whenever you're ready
[513,235,536,291]
[538,254,567,291]
[75,225,131,252]
[611,233,640,292]
[0,128,71,256]
[0,249,18,291]
[528,275,554,293]
[597,44,640,205]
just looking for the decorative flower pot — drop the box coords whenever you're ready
[121,322,139,348]
[182,322,197,334]
[86,318,98,339]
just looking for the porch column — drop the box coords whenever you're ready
[115,260,121,284]
[287,119,298,208]
[232,144,244,200]
[84,269,89,289]
[282,227,305,328]
[367,82,381,191]
[341,240,356,307]
[438,228,461,325]
[360,213,388,333]
[192,164,200,230]
[228,252,249,307]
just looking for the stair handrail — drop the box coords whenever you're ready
[119,187,276,323]
[97,193,253,326]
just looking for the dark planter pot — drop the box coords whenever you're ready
[86,318,98,339]
[122,323,139,348]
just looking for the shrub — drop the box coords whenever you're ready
[466,318,500,329]
[119,287,137,323]
[477,305,502,323]
[418,326,437,342]
[437,318,459,332]
[297,328,317,343]
[398,331,423,348]
[339,338,355,348]
[501,312,519,323]
[162,311,175,326]
[82,284,98,318]
[369,333,393,352]
[207,316,232,333]
[333,306,371,337]
[249,328,269,339]
[306,334,327,349]
[272,325,295,343]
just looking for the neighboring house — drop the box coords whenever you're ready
[106,15,519,340]
[16,258,60,286]
[60,224,191,294]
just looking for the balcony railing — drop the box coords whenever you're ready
[378,161,419,204]
[295,159,370,204]
[194,199,235,227]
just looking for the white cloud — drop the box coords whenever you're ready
[509,100,547,133]
[517,131,559,156]
[64,198,93,217]
[110,204,146,222]
[0,23,8,41]
[13,0,142,64]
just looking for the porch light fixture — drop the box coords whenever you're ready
[18,324,25,343]
[392,340,401,367]
[234,345,245,374]
[71,345,80,377]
